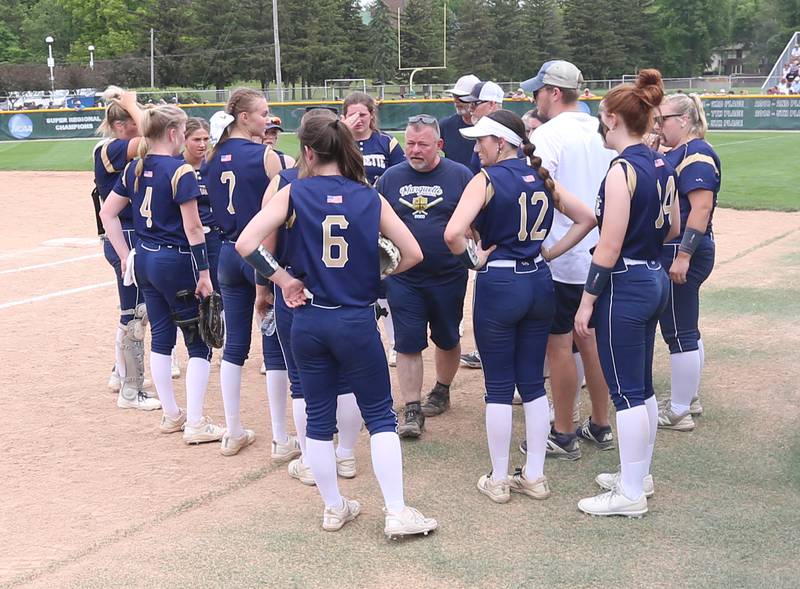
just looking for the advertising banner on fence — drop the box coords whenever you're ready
[2,97,799,140]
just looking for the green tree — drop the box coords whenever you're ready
[400,0,446,81]
[518,0,568,79]
[366,0,398,82]
[562,0,625,78]
[451,0,493,79]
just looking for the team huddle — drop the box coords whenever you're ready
[92,59,720,537]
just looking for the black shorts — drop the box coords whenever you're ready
[550,281,586,335]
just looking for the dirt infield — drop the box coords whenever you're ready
[2,172,799,588]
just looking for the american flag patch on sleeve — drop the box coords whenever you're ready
[522,175,535,183]
[143,170,153,177]
[655,159,664,167]
[327,195,343,204]
[221,154,232,162]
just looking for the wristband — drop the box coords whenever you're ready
[678,227,704,256]
[456,240,480,270]
[584,262,612,296]
[190,243,209,271]
[255,272,268,286]
[244,245,280,278]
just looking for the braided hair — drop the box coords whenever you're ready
[207,88,265,161]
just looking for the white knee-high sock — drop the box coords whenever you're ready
[265,370,289,443]
[370,431,405,513]
[185,357,211,426]
[486,403,513,482]
[523,396,550,479]
[669,350,702,414]
[574,351,584,409]
[378,298,395,348]
[305,438,342,508]
[697,338,705,397]
[292,398,308,455]
[151,352,179,417]
[644,395,658,475]
[616,405,650,500]
[115,325,126,379]
[336,393,362,459]
[220,360,243,438]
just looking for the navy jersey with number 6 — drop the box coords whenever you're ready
[596,144,677,262]
[286,176,381,307]
[203,138,272,240]
[357,131,405,185]
[474,157,555,262]
[113,155,201,246]
[663,138,720,240]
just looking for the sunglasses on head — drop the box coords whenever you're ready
[408,114,438,124]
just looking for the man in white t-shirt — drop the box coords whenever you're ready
[520,60,617,460]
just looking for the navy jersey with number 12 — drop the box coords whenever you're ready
[114,155,201,246]
[596,144,678,262]
[286,176,381,307]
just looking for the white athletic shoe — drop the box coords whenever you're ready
[658,405,696,431]
[336,455,357,479]
[260,361,266,375]
[388,349,397,367]
[183,417,225,445]
[384,506,438,538]
[159,408,186,433]
[271,434,302,463]
[220,429,255,456]
[477,474,511,504]
[323,498,361,532]
[117,390,161,411]
[509,467,551,500]
[578,486,648,518]
[595,471,655,498]
[171,353,180,379]
[288,458,316,486]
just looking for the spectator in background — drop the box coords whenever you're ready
[439,74,480,168]
[791,44,800,59]
[778,78,790,94]
[787,62,799,83]
[791,77,800,94]
[521,108,546,135]
[582,88,596,98]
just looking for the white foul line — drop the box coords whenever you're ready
[0,280,116,310]
[0,253,103,275]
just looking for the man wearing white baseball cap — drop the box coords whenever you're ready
[439,74,481,168]
[519,60,617,462]
[460,81,504,174]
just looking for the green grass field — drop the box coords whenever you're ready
[1,131,797,211]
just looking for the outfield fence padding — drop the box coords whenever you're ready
[2,97,800,141]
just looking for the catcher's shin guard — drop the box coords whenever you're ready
[120,304,150,401]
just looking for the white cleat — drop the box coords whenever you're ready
[384,506,438,539]
[509,467,551,500]
[159,408,186,433]
[220,429,255,456]
[271,434,302,463]
[578,486,648,518]
[288,458,316,486]
[183,416,225,444]
[595,471,654,497]
[336,455,357,479]
[117,390,161,411]
[323,498,361,532]
[477,473,511,504]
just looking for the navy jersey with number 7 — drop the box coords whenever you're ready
[596,144,677,262]
[285,176,381,307]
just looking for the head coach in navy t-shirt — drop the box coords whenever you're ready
[438,75,480,169]
[376,114,474,440]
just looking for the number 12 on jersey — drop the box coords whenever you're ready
[517,191,549,241]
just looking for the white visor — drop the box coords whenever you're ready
[209,111,235,145]
[459,116,524,147]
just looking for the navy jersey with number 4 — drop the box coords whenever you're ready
[357,131,405,185]
[596,144,677,262]
[663,138,720,240]
[202,138,272,240]
[474,157,555,263]
[94,138,134,226]
[286,176,381,307]
[114,155,201,246]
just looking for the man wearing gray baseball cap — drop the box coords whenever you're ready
[519,60,617,462]
[439,74,481,168]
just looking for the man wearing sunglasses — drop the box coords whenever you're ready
[459,81,505,174]
[439,74,480,168]
[518,60,617,460]
[376,115,474,439]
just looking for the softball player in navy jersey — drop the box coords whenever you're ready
[574,70,680,517]
[444,110,596,504]
[653,93,720,431]
[256,110,364,486]
[100,105,225,444]
[92,86,156,409]
[341,91,405,361]
[203,88,297,458]
[236,116,438,538]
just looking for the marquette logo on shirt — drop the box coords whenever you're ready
[143,170,153,177]
[327,194,343,204]
[398,184,444,220]
[221,154,232,162]
[362,154,386,169]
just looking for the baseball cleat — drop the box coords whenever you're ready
[657,406,696,431]
[117,390,161,411]
[578,486,648,518]
[384,506,438,538]
[595,471,654,497]
[576,418,615,450]
[322,498,361,532]
[459,350,482,369]
[545,429,582,460]
[183,416,225,444]
[336,455,357,479]
[509,467,551,500]
[220,429,256,456]
[271,434,302,463]
[159,408,187,433]
[288,458,316,486]
[477,473,511,503]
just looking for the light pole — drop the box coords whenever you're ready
[45,36,55,94]
[88,45,95,71]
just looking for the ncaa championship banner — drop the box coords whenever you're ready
[2,97,800,141]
